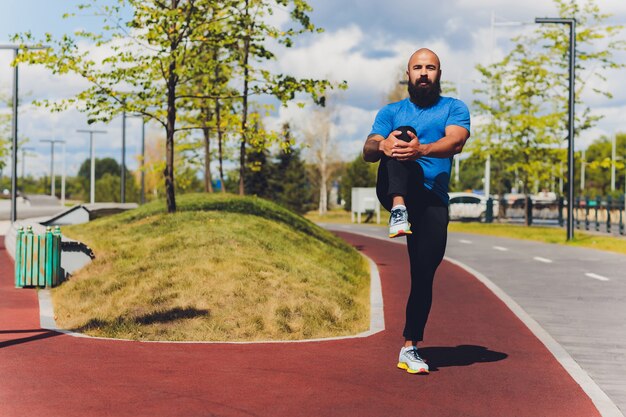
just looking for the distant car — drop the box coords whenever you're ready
[448,192,498,222]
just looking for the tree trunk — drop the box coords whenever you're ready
[213,47,226,194]
[216,98,225,193]
[239,0,250,196]
[165,31,177,213]
[203,126,213,193]
[319,172,327,215]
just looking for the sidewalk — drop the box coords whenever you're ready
[0,232,602,417]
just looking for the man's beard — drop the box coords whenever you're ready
[408,77,441,108]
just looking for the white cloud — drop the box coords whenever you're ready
[2,0,625,179]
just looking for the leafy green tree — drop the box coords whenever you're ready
[95,172,139,203]
[471,0,624,223]
[77,157,121,181]
[232,0,343,195]
[15,0,342,210]
[14,1,232,212]
[271,127,312,214]
[580,132,626,197]
[340,154,377,211]
[244,146,274,198]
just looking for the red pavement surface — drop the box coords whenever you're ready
[0,232,601,417]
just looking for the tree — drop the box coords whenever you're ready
[581,132,626,197]
[232,0,342,195]
[15,0,342,209]
[340,154,377,211]
[77,157,122,181]
[15,1,236,212]
[302,102,339,215]
[471,0,624,223]
[95,172,139,203]
[270,124,312,214]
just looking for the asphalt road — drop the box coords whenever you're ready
[321,222,626,416]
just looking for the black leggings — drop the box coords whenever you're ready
[377,156,448,341]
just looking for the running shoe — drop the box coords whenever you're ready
[397,346,429,374]
[389,206,412,238]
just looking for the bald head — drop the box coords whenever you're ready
[407,48,441,70]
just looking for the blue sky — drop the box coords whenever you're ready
[1,0,625,180]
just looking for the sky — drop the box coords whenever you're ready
[0,0,625,179]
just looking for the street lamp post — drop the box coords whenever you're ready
[40,139,65,198]
[77,129,107,204]
[20,146,34,180]
[535,17,576,240]
[0,44,48,222]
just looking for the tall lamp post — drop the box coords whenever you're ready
[20,146,35,180]
[535,17,576,241]
[77,129,107,204]
[40,139,65,198]
[0,44,48,222]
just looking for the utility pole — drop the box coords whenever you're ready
[535,17,576,240]
[20,146,34,180]
[77,129,107,204]
[0,43,48,222]
[40,139,65,198]
[61,141,66,206]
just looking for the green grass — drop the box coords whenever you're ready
[305,209,626,255]
[53,193,370,341]
[448,222,626,255]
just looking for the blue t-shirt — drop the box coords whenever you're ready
[369,97,470,204]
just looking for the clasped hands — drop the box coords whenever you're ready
[379,130,425,161]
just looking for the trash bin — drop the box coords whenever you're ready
[15,226,63,288]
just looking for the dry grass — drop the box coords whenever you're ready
[53,194,370,341]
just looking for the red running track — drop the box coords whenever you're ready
[0,232,600,417]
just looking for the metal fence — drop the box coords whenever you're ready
[493,196,626,236]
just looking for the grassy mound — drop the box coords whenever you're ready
[53,193,370,341]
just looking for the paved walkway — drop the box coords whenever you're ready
[324,222,626,415]
[0,233,602,417]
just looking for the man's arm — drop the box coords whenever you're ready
[393,125,469,161]
[363,131,402,163]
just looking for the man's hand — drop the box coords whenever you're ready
[390,130,426,161]
[378,130,402,157]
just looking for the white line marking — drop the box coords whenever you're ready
[459,239,473,244]
[585,273,610,282]
[493,246,508,252]
[534,256,553,264]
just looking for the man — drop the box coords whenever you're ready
[362,48,470,374]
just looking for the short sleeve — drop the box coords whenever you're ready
[446,99,470,133]
[369,105,394,138]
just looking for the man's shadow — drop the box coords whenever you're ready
[419,345,507,371]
